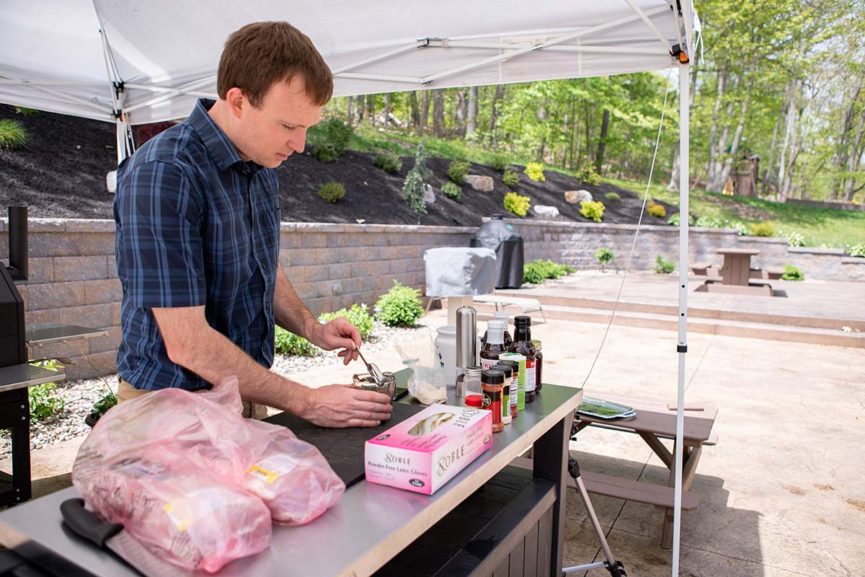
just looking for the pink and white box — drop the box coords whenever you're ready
[364,404,493,495]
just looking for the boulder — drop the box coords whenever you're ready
[464,175,495,192]
[533,205,560,218]
[564,189,593,204]
[423,184,436,204]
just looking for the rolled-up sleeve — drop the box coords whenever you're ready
[115,160,205,309]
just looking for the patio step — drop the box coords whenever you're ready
[472,301,865,349]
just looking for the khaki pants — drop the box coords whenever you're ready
[118,379,269,420]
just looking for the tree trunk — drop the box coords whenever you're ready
[383,94,392,126]
[705,68,727,184]
[716,80,754,192]
[454,90,467,136]
[432,89,445,137]
[842,107,865,201]
[762,107,784,195]
[595,108,610,174]
[420,91,430,134]
[777,82,799,202]
[835,78,863,200]
[346,96,354,126]
[488,84,505,145]
[409,92,420,131]
[366,94,376,126]
[466,86,478,137]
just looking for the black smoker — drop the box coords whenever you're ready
[0,206,31,504]
[470,214,525,289]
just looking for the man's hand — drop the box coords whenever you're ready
[301,385,392,427]
[308,317,361,365]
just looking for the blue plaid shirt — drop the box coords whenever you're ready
[114,99,281,391]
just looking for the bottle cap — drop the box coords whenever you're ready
[491,363,513,379]
[465,394,483,407]
[481,369,504,384]
[514,315,531,326]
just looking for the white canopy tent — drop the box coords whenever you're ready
[1,1,696,573]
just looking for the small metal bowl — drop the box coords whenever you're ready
[353,371,396,400]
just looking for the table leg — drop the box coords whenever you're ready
[533,410,574,576]
[661,444,703,548]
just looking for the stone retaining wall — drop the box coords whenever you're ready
[1,218,861,379]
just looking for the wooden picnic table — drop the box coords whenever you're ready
[575,394,718,548]
[716,248,760,286]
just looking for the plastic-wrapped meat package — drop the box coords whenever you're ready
[244,421,345,525]
[73,443,272,574]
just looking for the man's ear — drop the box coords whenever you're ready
[224,87,247,118]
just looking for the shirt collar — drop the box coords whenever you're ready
[189,98,264,174]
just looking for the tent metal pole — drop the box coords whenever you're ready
[672,61,690,577]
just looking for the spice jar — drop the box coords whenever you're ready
[494,359,519,419]
[481,369,505,433]
[461,366,483,408]
[491,363,513,425]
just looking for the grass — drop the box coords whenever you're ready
[0,119,27,149]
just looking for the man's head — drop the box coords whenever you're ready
[214,22,333,168]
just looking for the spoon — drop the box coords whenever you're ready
[356,347,385,385]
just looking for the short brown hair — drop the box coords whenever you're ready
[217,21,333,107]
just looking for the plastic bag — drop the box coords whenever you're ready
[395,331,447,405]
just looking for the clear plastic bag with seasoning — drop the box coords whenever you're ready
[395,330,447,405]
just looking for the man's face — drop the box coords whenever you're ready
[233,76,322,168]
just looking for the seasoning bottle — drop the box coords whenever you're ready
[498,352,526,412]
[510,315,537,403]
[495,359,519,419]
[480,319,507,371]
[481,311,512,348]
[531,338,543,393]
[462,366,483,408]
[481,369,505,433]
[492,363,514,425]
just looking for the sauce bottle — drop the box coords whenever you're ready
[481,311,512,348]
[510,315,537,403]
[480,319,507,371]
[531,338,543,393]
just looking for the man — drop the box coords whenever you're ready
[113,21,392,427]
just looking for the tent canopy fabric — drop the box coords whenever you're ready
[0,0,693,126]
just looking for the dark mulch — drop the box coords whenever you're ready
[0,105,675,226]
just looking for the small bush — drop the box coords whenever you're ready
[318,181,346,204]
[91,390,117,416]
[447,160,471,184]
[27,360,64,422]
[647,202,666,218]
[604,192,621,201]
[319,303,375,340]
[580,200,605,222]
[524,162,545,182]
[748,222,775,237]
[694,215,725,229]
[523,259,575,284]
[310,118,353,162]
[781,265,805,281]
[595,247,614,268]
[504,192,531,217]
[14,107,37,117]
[402,143,431,214]
[375,281,424,327]
[655,255,676,274]
[848,243,865,258]
[274,326,317,357]
[785,231,806,247]
[667,213,681,226]
[441,181,462,201]
[373,153,402,174]
[502,169,520,188]
[0,119,27,150]
[576,165,602,186]
[730,222,748,236]
[491,155,510,172]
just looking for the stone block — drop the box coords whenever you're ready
[534,205,560,218]
[23,258,55,283]
[285,264,330,284]
[350,261,377,278]
[300,232,327,248]
[112,302,122,325]
[564,190,593,204]
[291,282,319,300]
[328,263,353,280]
[54,256,109,281]
[23,281,86,311]
[64,220,115,233]
[65,350,117,380]
[289,248,330,266]
[83,278,122,305]
[464,175,495,192]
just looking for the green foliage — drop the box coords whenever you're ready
[441,181,462,201]
[0,119,27,150]
[309,119,353,162]
[502,169,520,188]
[318,303,375,340]
[375,281,424,327]
[667,213,681,226]
[604,192,621,201]
[29,383,65,422]
[576,165,602,186]
[647,202,666,218]
[595,247,614,268]
[848,243,865,257]
[654,255,675,274]
[373,153,402,174]
[785,231,806,247]
[318,181,346,204]
[402,143,431,214]
[447,160,471,184]
[524,162,546,182]
[491,155,510,172]
[274,326,317,357]
[14,107,37,116]
[580,200,605,222]
[92,390,117,416]
[748,222,775,237]
[523,259,575,284]
[781,264,805,281]
[503,192,531,217]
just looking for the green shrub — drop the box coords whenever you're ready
[604,192,621,201]
[503,192,531,217]
[402,143,431,213]
[654,255,676,274]
[524,162,545,182]
[318,181,346,204]
[576,164,602,186]
[502,169,520,188]
[730,222,748,236]
[523,259,574,284]
[667,213,681,226]
[491,155,510,172]
[848,243,865,258]
[319,303,375,340]
[274,326,317,357]
[373,153,402,174]
[91,390,117,416]
[647,202,666,218]
[447,160,471,184]
[748,222,775,237]
[27,360,64,422]
[580,200,605,222]
[375,281,424,327]
[595,247,614,268]
[785,231,806,247]
[14,107,37,117]
[0,119,27,150]
[781,265,805,281]
[694,215,725,229]
[441,181,462,201]
[310,118,353,162]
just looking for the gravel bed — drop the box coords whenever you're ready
[0,321,433,460]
